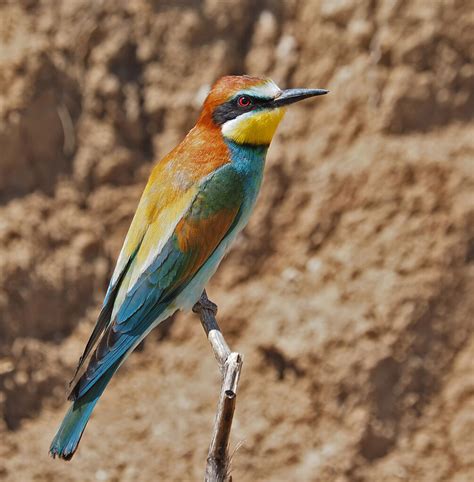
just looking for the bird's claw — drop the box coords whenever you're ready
[193,292,218,316]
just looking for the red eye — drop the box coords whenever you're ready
[238,96,251,107]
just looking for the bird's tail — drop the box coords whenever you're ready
[49,361,119,460]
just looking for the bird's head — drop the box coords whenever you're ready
[198,75,328,146]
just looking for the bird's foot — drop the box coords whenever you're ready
[193,291,218,316]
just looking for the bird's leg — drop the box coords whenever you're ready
[193,290,243,482]
[193,291,218,323]
[193,290,230,370]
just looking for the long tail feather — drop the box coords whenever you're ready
[49,361,119,460]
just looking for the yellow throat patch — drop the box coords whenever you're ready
[222,108,286,145]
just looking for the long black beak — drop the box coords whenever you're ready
[272,88,328,107]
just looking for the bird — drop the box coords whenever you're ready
[49,75,327,460]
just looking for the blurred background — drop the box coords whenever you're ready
[0,0,473,480]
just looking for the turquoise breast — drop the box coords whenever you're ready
[225,140,267,219]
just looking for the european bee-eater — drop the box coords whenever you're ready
[49,75,327,459]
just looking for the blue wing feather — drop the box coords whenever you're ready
[71,234,205,399]
[67,248,141,397]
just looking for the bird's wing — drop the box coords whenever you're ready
[68,250,138,385]
[69,164,244,400]
[68,169,198,388]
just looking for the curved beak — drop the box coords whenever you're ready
[273,88,328,107]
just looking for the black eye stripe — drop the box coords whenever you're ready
[212,96,269,125]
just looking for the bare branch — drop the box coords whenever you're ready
[193,290,243,482]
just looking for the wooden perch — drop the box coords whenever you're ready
[193,290,243,482]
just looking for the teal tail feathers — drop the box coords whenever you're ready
[49,362,118,460]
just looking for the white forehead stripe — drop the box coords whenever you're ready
[239,79,281,99]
